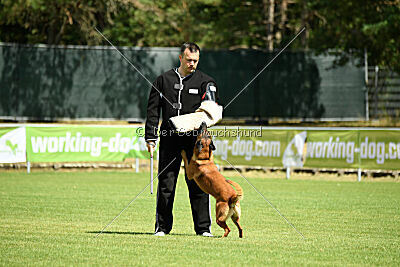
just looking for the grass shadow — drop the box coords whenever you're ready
[87,231,154,236]
[87,231,220,238]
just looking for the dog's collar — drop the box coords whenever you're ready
[196,158,210,161]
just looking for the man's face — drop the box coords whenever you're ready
[179,48,199,75]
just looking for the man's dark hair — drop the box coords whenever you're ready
[180,42,200,55]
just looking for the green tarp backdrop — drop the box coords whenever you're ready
[0,43,365,121]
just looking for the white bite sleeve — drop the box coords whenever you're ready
[169,101,223,132]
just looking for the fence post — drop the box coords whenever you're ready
[135,158,139,173]
[364,48,369,121]
[374,66,379,117]
[357,168,362,182]
[286,167,290,179]
[27,162,31,174]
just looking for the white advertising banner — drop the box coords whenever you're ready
[0,127,26,163]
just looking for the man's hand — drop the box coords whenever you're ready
[146,141,156,157]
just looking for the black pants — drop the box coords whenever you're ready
[155,132,211,235]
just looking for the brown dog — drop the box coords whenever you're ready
[181,122,243,238]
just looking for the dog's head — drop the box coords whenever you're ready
[193,122,215,160]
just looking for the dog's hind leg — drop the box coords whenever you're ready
[216,219,231,238]
[231,216,243,238]
[216,202,231,237]
[231,202,243,238]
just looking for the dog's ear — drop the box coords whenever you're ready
[209,140,216,151]
[196,140,203,152]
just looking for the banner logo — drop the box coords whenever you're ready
[282,131,307,168]
[0,127,26,163]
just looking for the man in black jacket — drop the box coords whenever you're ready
[145,43,218,237]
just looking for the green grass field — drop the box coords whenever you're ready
[1,171,399,266]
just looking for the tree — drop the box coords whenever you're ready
[0,0,399,72]
[0,0,126,45]
[303,0,400,72]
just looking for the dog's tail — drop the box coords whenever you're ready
[226,180,243,204]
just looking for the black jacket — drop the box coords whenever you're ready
[145,69,218,141]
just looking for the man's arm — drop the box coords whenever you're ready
[145,78,162,150]
[202,80,219,103]
[168,78,222,132]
